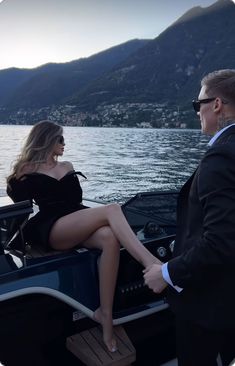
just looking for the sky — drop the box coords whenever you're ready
[0,0,229,70]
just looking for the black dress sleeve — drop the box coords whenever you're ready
[7,177,32,203]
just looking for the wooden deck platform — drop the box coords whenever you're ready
[66,325,136,366]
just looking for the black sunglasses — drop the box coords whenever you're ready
[57,135,64,144]
[192,98,216,113]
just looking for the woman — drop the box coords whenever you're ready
[7,120,159,353]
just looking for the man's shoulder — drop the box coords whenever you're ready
[216,124,235,145]
[206,128,235,157]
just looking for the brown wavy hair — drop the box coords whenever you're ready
[7,120,63,182]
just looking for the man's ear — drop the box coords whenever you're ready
[213,97,223,113]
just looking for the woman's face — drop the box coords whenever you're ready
[53,135,65,156]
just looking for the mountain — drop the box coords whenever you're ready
[0,39,149,109]
[68,0,235,111]
[0,68,35,106]
[0,0,235,128]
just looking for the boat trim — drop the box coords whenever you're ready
[0,286,169,325]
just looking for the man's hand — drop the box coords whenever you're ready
[143,263,168,293]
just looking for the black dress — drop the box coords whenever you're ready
[7,171,88,250]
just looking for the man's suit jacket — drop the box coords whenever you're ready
[167,124,235,331]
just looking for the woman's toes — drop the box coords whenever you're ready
[105,338,118,353]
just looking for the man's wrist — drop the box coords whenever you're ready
[162,262,183,293]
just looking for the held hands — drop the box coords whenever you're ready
[143,263,168,294]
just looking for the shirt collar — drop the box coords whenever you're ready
[208,123,235,146]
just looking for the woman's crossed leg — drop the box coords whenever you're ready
[49,204,159,352]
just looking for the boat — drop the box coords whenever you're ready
[0,191,178,366]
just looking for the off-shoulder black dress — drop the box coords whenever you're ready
[7,171,88,250]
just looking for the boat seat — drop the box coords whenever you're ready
[25,243,66,258]
[0,200,33,255]
[25,242,90,259]
[0,201,88,259]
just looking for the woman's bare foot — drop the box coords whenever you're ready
[93,308,118,353]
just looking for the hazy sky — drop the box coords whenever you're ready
[0,0,229,70]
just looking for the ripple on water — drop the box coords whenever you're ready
[0,126,209,202]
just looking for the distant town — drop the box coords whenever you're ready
[0,102,197,128]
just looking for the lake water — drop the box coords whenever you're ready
[0,125,209,203]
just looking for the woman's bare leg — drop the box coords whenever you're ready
[49,204,159,351]
[49,204,159,268]
[81,226,120,352]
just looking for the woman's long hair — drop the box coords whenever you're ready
[7,120,63,182]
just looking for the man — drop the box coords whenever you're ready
[144,69,235,366]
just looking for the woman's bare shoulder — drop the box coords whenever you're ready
[59,161,74,171]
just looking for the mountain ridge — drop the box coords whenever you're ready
[0,0,234,128]
[68,0,235,111]
[0,39,149,109]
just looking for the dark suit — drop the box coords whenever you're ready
[167,125,235,365]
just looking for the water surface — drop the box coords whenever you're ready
[0,126,209,203]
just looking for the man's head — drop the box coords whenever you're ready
[194,69,235,135]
